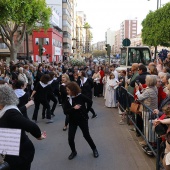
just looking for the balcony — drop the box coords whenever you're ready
[63,3,71,14]
[63,37,71,44]
[62,26,71,34]
[63,14,71,25]
[63,48,71,53]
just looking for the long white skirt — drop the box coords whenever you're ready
[105,88,116,107]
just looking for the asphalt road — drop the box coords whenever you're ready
[27,97,155,170]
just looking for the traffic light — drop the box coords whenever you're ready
[39,45,44,56]
[105,44,111,56]
[105,44,109,51]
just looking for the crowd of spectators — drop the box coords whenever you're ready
[1,53,170,169]
[117,53,170,170]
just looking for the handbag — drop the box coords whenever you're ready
[0,154,10,170]
[130,102,141,113]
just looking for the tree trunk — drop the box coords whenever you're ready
[10,45,18,62]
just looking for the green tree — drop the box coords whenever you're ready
[0,0,51,61]
[142,2,170,47]
[92,50,106,57]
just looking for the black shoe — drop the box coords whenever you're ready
[51,113,55,117]
[63,126,67,131]
[68,151,77,160]
[93,149,99,158]
[42,116,45,119]
[92,114,97,119]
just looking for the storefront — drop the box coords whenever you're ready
[32,28,63,63]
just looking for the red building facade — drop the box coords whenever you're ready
[32,28,63,63]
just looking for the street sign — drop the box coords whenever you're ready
[122,38,131,46]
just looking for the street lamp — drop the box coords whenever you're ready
[147,0,160,9]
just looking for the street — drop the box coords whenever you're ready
[28,97,155,170]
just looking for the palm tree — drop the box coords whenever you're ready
[83,22,92,54]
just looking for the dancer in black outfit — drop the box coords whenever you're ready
[13,80,30,119]
[60,74,70,130]
[42,72,58,117]
[0,84,46,170]
[63,82,99,160]
[34,64,44,86]
[31,74,53,123]
[79,71,97,118]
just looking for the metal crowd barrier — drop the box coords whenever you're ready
[117,86,164,170]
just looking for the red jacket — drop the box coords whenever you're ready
[99,70,105,84]
[134,84,147,101]
[158,86,167,107]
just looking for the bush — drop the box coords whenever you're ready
[69,59,86,66]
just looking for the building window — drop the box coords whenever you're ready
[35,38,49,45]
[35,38,39,45]
[0,43,8,49]
[52,39,62,48]
[63,20,71,29]
[63,32,71,38]
[63,43,71,49]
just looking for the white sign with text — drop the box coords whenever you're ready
[55,47,61,55]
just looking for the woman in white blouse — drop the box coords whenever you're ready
[92,69,101,97]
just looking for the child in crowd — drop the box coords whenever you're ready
[105,73,118,108]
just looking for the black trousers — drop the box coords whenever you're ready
[54,89,62,104]
[99,83,103,95]
[89,108,96,116]
[93,82,99,97]
[68,120,96,152]
[65,114,69,126]
[136,114,143,135]
[42,95,57,116]
[33,99,51,120]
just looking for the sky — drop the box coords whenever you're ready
[76,0,170,43]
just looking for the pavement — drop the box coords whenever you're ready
[27,97,156,170]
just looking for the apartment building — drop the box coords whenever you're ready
[77,11,87,54]
[62,0,72,59]
[120,19,138,48]
[105,29,115,47]
[114,30,120,54]
[97,41,105,51]
[75,15,85,57]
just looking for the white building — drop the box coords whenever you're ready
[46,0,62,29]
[105,28,115,48]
